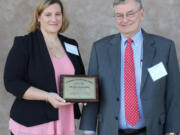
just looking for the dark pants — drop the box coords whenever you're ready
[11,133,14,135]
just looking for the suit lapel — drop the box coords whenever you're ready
[141,31,156,93]
[108,34,121,94]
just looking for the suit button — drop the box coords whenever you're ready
[116,98,119,101]
[115,116,118,120]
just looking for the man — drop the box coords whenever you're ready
[80,0,180,135]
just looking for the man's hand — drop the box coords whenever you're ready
[165,133,177,135]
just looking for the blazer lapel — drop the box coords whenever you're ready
[58,35,78,74]
[141,31,156,93]
[36,30,55,74]
[108,34,121,94]
[34,30,57,92]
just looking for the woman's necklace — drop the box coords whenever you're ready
[45,38,65,58]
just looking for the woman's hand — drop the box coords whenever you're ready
[22,87,71,109]
[47,92,71,108]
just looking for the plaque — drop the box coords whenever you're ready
[60,75,99,102]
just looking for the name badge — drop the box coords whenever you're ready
[64,42,79,56]
[148,62,168,81]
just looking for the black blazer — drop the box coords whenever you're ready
[4,30,85,126]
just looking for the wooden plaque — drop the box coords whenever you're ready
[60,75,99,102]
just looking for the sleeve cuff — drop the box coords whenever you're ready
[83,130,96,134]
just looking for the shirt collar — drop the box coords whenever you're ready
[121,29,143,46]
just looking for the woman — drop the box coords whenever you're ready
[4,0,85,135]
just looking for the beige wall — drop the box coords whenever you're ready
[0,0,180,134]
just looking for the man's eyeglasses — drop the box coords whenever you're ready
[114,8,141,20]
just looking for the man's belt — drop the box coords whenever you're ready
[119,127,146,135]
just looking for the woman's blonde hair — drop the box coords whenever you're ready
[28,0,69,33]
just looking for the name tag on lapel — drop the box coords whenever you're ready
[148,62,168,81]
[64,42,79,56]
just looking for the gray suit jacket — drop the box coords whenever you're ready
[80,30,180,135]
